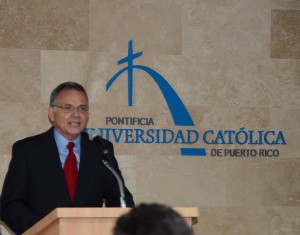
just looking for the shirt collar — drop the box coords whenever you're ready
[53,129,81,149]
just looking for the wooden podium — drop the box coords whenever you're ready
[22,207,198,235]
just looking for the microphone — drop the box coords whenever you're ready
[91,135,127,208]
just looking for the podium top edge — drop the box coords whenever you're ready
[54,207,199,218]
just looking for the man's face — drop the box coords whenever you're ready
[48,89,89,140]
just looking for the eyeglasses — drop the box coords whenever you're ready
[52,104,89,114]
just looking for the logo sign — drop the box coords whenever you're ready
[87,40,286,157]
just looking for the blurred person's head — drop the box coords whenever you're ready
[113,203,194,235]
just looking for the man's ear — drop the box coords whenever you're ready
[48,107,55,123]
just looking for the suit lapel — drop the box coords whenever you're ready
[73,133,100,205]
[41,128,71,204]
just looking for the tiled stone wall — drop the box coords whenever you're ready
[0,0,299,234]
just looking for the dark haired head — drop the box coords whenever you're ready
[49,81,88,107]
[114,203,194,235]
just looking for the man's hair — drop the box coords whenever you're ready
[113,203,194,235]
[49,81,88,107]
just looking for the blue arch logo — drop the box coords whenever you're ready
[106,40,194,127]
[106,40,206,156]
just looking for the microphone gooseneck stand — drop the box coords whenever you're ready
[91,135,127,208]
[101,151,127,208]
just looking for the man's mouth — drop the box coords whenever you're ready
[68,121,81,126]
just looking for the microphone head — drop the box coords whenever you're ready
[88,131,98,141]
[91,135,110,156]
[92,135,100,141]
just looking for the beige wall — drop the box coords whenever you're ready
[1,0,300,234]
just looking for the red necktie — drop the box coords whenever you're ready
[64,142,78,203]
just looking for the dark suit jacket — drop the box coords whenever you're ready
[0,127,134,234]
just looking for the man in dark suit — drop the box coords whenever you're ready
[0,81,134,234]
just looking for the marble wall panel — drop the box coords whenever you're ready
[0,49,40,102]
[135,156,227,206]
[224,61,275,108]
[226,158,300,206]
[271,10,300,59]
[272,60,300,108]
[261,0,300,9]
[270,107,300,131]
[0,102,50,155]
[270,108,300,158]
[195,207,272,235]
[89,0,182,55]
[225,107,270,129]
[0,0,89,51]
[223,58,300,108]
[40,50,90,103]
[135,0,184,4]
[268,206,300,235]
[195,206,300,235]
[188,0,300,9]
[182,5,270,59]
